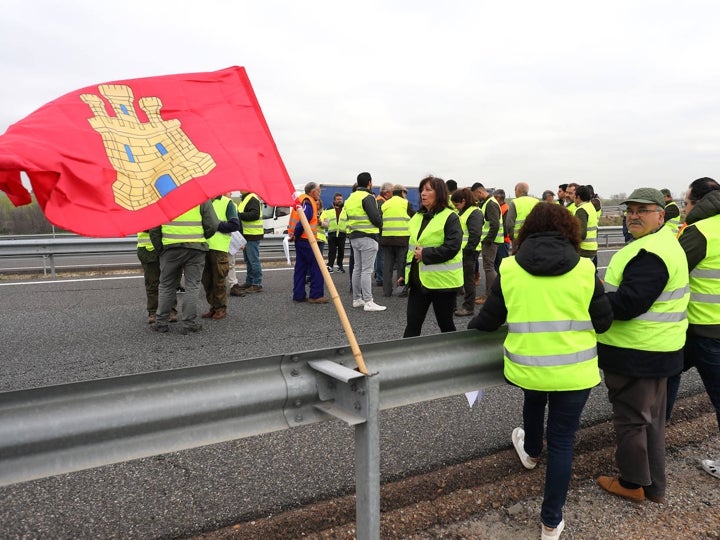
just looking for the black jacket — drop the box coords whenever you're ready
[597,227,683,378]
[468,232,612,334]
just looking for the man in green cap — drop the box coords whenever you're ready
[596,187,689,504]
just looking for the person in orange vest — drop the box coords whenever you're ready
[288,182,328,304]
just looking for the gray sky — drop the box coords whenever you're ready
[2,0,720,199]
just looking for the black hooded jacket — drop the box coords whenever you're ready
[467,232,612,334]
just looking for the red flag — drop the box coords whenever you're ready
[0,67,296,237]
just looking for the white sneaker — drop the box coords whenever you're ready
[512,427,538,470]
[352,299,365,308]
[363,300,387,312]
[541,519,565,540]
[701,459,720,479]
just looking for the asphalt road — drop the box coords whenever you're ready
[0,250,705,539]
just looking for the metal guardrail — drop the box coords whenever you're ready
[0,234,289,277]
[0,228,626,277]
[0,328,506,540]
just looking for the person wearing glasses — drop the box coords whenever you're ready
[596,188,689,505]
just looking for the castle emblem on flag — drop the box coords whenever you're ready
[80,85,216,210]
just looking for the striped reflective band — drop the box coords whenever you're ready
[507,320,594,333]
[691,269,720,279]
[169,220,202,226]
[421,262,463,273]
[504,346,597,367]
[690,292,720,303]
[163,233,205,240]
[635,311,687,322]
[655,285,690,301]
[586,226,598,232]
[604,283,618,292]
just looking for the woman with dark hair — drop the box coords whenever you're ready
[451,188,483,317]
[468,202,612,540]
[402,176,463,337]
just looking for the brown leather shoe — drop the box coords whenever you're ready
[245,285,263,293]
[201,310,215,319]
[474,295,487,305]
[147,313,156,324]
[168,313,178,323]
[597,476,645,502]
[230,285,246,297]
[212,309,227,320]
[644,491,665,504]
[308,296,329,304]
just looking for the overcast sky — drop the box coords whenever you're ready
[2,0,720,199]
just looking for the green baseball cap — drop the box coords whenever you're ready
[622,188,665,208]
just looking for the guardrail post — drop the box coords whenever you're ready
[308,360,380,540]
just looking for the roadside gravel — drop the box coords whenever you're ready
[193,393,719,540]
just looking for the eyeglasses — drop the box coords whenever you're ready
[623,208,661,217]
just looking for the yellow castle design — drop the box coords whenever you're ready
[80,84,216,210]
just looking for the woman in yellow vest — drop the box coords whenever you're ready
[450,187,483,317]
[468,203,612,539]
[402,176,463,337]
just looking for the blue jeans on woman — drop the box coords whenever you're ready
[522,387,591,529]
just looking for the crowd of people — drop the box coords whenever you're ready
[137,173,719,540]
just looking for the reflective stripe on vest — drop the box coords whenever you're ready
[287,194,318,239]
[578,201,598,252]
[513,196,539,233]
[664,201,681,235]
[685,214,720,326]
[598,226,689,352]
[458,206,481,250]
[161,207,205,245]
[500,255,600,391]
[237,193,264,236]
[207,197,232,252]
[381,196,410,237]
[137,231,153,251]
[406,207,463,289]
[480,196,504,243]
[345,190,380,235]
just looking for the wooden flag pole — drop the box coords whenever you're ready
[296,203,369,375]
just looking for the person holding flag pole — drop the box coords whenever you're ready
[291,185,370,375]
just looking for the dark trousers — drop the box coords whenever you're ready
[522,388,591,529]
[293,239,323,301]
[137,247,160,314]
[403,287,456,337]
[604,372,667,498]
[327,232,346,269]
[494,242,510,273]
[202,250,230,311]
[382,244,408,297]
[461,252,478,311]
[667,335,720,429]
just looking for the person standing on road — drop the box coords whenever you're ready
[379,184,413,298]
[573,185,598,266]
[234,190,264,295]
[403,176,462,337]
[451,188,482,317]
[346,172,386,312]
[664,177,720,481]
[137,231,177,324]
[473,183,503,306]
[596,188,689,504]
[505,182,539,242]
[661,188,682,235]
[326,192,347,273]
[468,202,612,540]
[374,182,393,288]
[150,201,219,334]
[288,182,328,304]
[201,194,240,321]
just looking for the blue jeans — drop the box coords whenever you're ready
[522,388,591,529]
[667,335,720,430]
[243,240,263,286]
